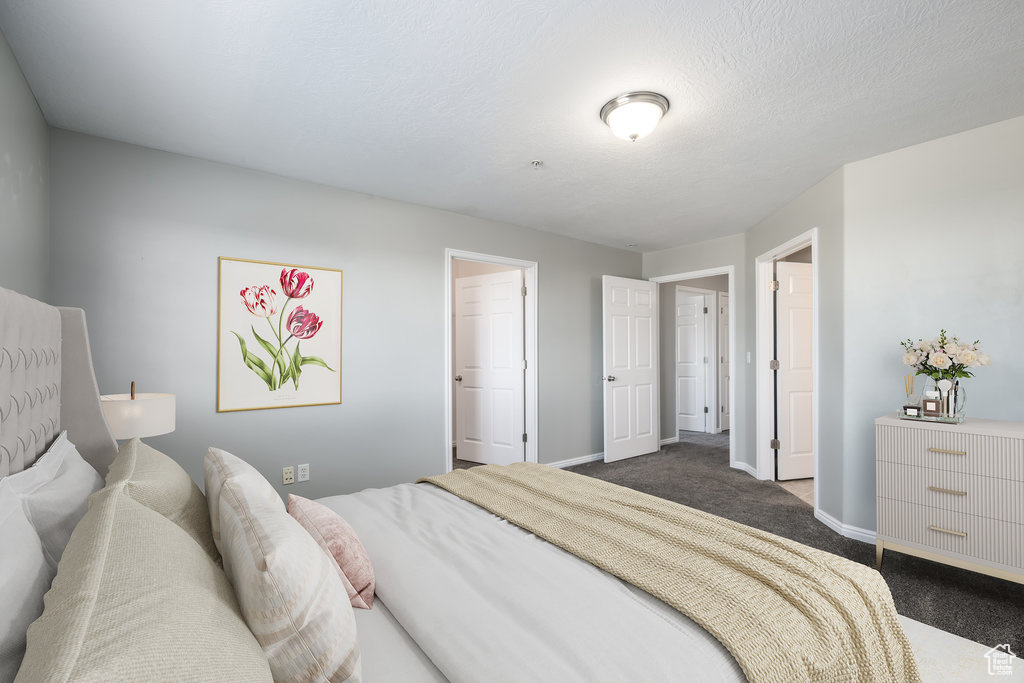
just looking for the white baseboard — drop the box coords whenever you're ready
[547,452,603,469]
[730,461,758,477]
[814,508,876,544]
[659,436,679,446]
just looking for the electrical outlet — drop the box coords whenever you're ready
[282,466,295,485]
[297,463,310,482]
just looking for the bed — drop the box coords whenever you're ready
[1,285,1016,682]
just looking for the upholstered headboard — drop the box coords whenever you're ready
[0,287,118,477]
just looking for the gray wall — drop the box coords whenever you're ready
[744,169,845,521]
[644,172,844,519]
[644,234,750,467]
[0,29,48,300]
[842,114,1024,530]
[644,114,1024,535]
[49,130,641,496]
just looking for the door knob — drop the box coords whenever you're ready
[454,375,463,382]
[605,376,616,382]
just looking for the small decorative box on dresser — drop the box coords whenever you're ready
[876,415,1024,584]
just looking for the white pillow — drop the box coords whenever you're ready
[206,448,361,682]
[0,486,54,682]
[204,446,284,563]
[0,431,104,568]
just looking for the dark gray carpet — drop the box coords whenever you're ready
[566,432,1024,650]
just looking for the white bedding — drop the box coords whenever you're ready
[353,598,446,682]
[321,482,1022,683]
[321,482,744,683]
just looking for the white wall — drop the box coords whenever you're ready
[0,29,48,300]
[452,259,520,278]
[48,130,641,496]
[842,115,1024,530]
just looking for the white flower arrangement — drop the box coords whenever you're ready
[900,329,989,381]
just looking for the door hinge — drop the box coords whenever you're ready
[770,438,781,450]
[703,356,709,364]
[521,285,527,297]
[703,306,708,314]
[522,359,527,370]
[704,406,709,414]
[769,359,780,370]
[769,280,780,292]
[721,406,725,412]
[522,433,528,443]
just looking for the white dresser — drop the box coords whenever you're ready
[875,415,1024,584]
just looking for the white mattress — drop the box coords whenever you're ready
[320,483,1022,683]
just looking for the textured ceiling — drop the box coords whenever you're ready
[2,1,1023,251]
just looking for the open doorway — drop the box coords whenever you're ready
[649,267,736,469]
[444,249,538,473]
[755,230,818,509]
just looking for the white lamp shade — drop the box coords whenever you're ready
[605,100,665,141]
[101,393,176,440]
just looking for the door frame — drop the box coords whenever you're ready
[754,228,820,500]
[718,291,731,431]
[444,249,538,473]
[674,285,717,435]
[649,266,737,470]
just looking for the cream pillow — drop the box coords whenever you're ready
[107,438,219,561]
[204,446,284,555]
[207,448,361,682]
[17,486,272,682]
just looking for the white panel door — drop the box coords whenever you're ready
[455,270,525,465]
[776,262,813,480]
[675,289,706,433]
[719,293,730,431]
[602,276,658,463]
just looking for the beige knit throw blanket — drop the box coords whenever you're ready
[421,463,920,683]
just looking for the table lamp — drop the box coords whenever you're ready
[100,381,176,440]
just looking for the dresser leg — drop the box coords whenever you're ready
[875,541,884,571]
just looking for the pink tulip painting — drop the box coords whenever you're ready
[231,267,334,392]
[287,306,324,340]
[280,268,314,299]
[240,285,278,317]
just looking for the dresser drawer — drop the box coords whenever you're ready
[876,424,1024,481]
[877,462,1024,524]
[877,499,1024,569]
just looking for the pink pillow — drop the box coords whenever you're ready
[287,494,374,609]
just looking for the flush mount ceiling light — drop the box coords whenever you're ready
[600,91,670,142]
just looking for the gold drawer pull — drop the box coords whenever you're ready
[929,525,967,538]
[928,486,967,496]
[928,447,966,456]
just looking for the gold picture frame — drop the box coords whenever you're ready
[217,257,342,412]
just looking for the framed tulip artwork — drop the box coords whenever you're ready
[217,257,342,412]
